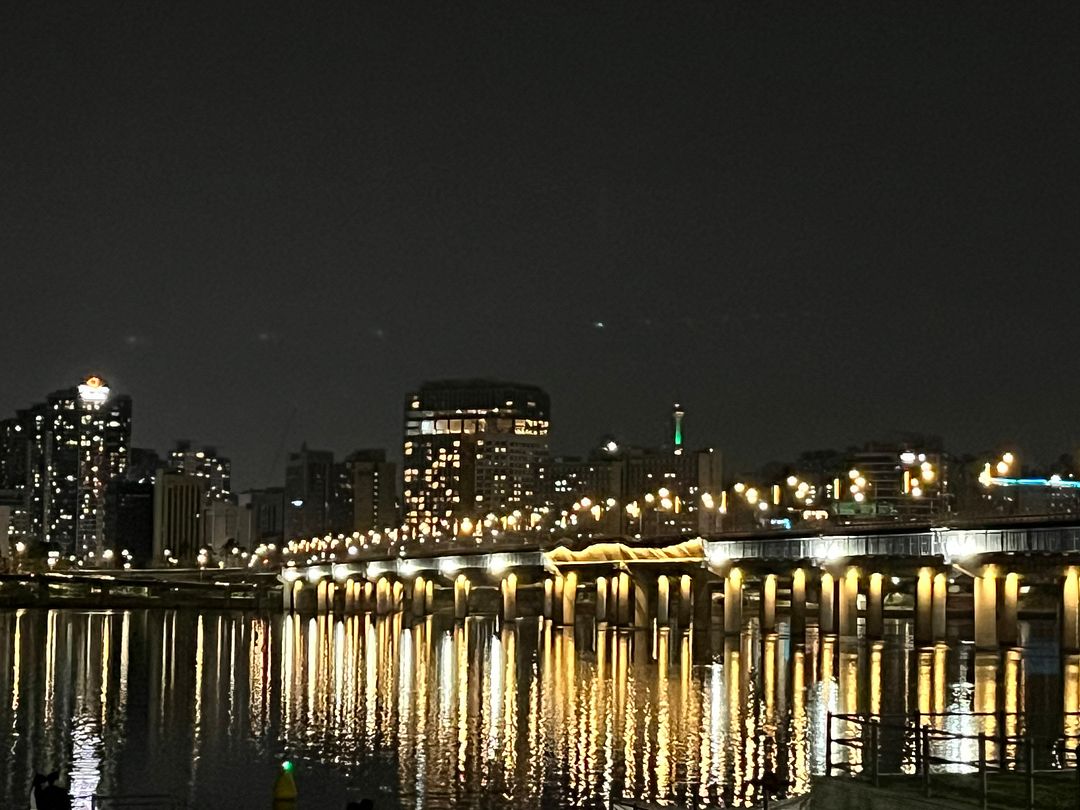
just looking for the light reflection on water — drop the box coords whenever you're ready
[0,609,1073,809]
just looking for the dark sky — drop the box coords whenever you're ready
[3,1,1078,488]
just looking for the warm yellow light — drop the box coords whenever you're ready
[786,475,798,487]
[644,493,655,504]
[996,461,1009,475]
[745,487,759,504]
[921,468,935,483]
[1002,452,1015,465]
[848,469,859,480]
[733,482,746,494]
[854,492,865,503]
[855,476,866,488]
[660,497,673,511]
[658,487,670,498]
[701,492,714,509]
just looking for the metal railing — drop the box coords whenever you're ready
[826,711,1080,809]
[91,795,181,809]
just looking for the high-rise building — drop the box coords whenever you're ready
[284,445,334,540]
[403,379,550,528]
[240,487,286,546]
[153,471,206,564]
[167,440,231,502]
[0,376,133,555]
[347,449,398,533]
[106,478,155,566]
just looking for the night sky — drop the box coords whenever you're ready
[3,2,1078,488]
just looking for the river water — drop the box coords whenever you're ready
[0,609,1075,809]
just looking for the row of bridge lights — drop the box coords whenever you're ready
[253,449,1038,569]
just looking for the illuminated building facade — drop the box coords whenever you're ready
[403,379,550,528]
[167,440,232,502]
[347,449,397,533]
[0,376,132,555]
[152,471,206,563]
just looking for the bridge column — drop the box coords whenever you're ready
[791,569,807,639]
[294,581,316,613]
[657,576,671,625]
[819,571,836,635]
[838,566,858,638]
[615,572,632,626]
[915,568,933,644]
[501,572,518,621]
[412,576,427,618]
[425,579,434,613]
[282,579,296,611]
[633,574,650,628]
[1063,568,1080,653]
[552,575,565,625]
[376,576,391,615]
[343,579,354,613]
[543,578,554,620]
[998,571,1019,647]
[974,570,997,650]
[867,572,884,640]
[761,574,777,633]
[678,574,693,626]
[723,568,743,635]
[933,572,948,641]
[454,574,471,620]
[363,581,374,612]
[595,576,609,624]
[562,572,578,625]
[317,579,330,613]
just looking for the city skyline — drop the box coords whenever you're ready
[3,1,1077,494]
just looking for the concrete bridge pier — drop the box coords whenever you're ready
[562,571,579,625]
[375,576,393,615]
[285,578,298,613]
[425,579,434,614]
[317,579,331,613]
[933,572,948,640]
[819,571,836,635]
[615,572,633,626]
[595,575,609,624]
[633,574,650,628]
[657,576,671,625]
[998,572,1019,647]
[760,573,777,633]
[866,572,884,639]
[974,569,998,649]
[790,568,807,639]
[723,568,743,635]
[678,574,693,627]
[500,573,518,620]
[838,566,859,638]
[412,576,428,618]
[1063,568,1080,653]
[293,581,317,613]
[454,574,471,620]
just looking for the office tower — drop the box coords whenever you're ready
[167,440,232,502]
[347,449,398,533]
[240,487,286,546]
[284,444,334,540]
[403,379,549,529]
[0,376,136,556]
[152,471,206,563]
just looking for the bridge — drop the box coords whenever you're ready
[280,516,1080,652]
